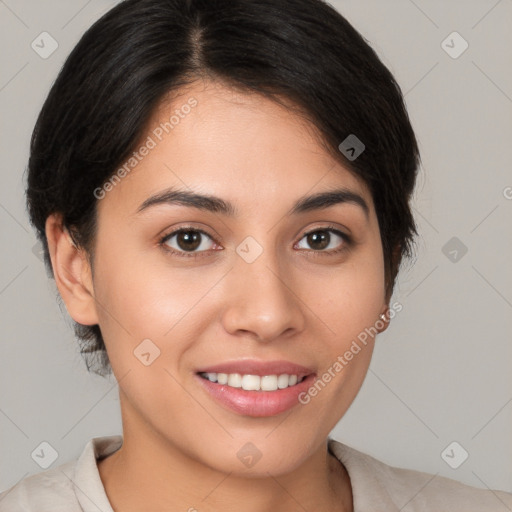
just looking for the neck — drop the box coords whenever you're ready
[98,400,353,512]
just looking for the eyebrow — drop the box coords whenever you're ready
[135,187,369,219]
[290,188,369,218]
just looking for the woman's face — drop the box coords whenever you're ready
[79,80,387,475]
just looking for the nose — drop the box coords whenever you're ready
[220,248,306,343]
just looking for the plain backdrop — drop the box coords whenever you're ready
[1,0,511,494]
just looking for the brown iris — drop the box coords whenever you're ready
[306,230,331,250]
[176,230,202,251]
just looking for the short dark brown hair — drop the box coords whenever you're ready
[26,0,420,376]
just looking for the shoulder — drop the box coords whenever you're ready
[0,460,79,512]
[328,438,512,511]
[0,435,122,512]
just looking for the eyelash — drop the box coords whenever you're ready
[158,225,352,259]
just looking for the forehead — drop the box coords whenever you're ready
[96,79,374,218]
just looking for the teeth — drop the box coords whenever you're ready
[242,374,260,390]
[227,373,242,388]
[261,375,279,391]
[217,373,228,385]
[201,372,305,391]
[277,374,289,389]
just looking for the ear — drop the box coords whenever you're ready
[45,213,99,326]
[376,306,391,334]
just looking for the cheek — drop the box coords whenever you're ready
[91,254,212,412]
[301,243,385,404]
[91,245,222,365]
[311,249,386,344]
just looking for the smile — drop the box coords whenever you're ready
[198,372,306,391]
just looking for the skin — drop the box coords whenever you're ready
[46,79,391,512]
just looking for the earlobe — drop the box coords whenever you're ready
[45,214,99,326]
[377,306,391,333]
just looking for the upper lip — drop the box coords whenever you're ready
[196,360,315,378]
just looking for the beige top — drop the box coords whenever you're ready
[1,435,511,511]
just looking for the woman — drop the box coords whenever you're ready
[1,0,510,510]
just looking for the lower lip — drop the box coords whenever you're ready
[195,373,316,417]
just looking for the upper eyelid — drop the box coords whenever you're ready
[160,224,216,240]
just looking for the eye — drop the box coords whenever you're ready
[295,227,350,254]
[159,228,218,256]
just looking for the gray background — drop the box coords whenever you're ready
[1,0,511,496]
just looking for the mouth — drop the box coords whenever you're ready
[197,371,308,391]
[195,370,316,417]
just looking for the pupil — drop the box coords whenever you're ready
[178,231,201,251]
[308,231,329,250]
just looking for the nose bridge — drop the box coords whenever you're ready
[221,237,305,341]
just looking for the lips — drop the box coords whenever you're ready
[195,372,316,417]
[195,359,315,379]
[194,359,317,417]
